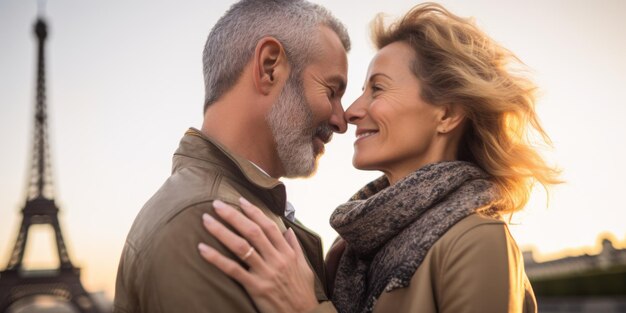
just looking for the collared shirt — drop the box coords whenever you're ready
[249,161,296,222]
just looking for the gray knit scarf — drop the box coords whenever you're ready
[329,161,500,313]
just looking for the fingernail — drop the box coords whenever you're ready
[202,213,214,224]
[198,242,210,254]
[213,200,227,213]
[239,197,252,207]
[285,227,295,239]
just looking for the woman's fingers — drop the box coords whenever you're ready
[211,200,280,261]
[199,198,319,313]
[197,242,256,286]
[202,212,268,271]
[239,197,292,253]
[284,228,307,265]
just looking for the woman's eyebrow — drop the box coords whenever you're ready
[362,72,394,90]
[368,72,393,82]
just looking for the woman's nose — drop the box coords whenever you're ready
[345,94,366,124]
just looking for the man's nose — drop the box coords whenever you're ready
[328,101,347,134]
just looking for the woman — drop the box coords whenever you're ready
[198,3,560,313]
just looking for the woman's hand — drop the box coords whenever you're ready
[198,197,318,313]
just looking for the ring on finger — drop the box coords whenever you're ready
[241,246,255,261]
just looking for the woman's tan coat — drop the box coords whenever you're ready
[315,214,537,313]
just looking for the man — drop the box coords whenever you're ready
[113,0,350,312]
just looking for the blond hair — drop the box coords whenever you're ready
[372,3,560,213]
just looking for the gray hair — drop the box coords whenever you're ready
[202,0,351,113]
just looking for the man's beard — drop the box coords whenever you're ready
[266,76,332,178]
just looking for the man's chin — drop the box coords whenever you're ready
[283,152,321,178]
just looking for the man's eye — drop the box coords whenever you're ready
[329,88,336,98]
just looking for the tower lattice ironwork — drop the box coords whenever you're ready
[0,18,103,313]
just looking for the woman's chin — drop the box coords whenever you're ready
[352,159,380,172]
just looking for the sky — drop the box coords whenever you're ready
[1,0,625,301]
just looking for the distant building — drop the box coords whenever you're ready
[524,236,626,313]
[525,238,626,279]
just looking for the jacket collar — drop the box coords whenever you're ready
[173,128,286,215]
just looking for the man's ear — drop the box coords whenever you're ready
[437,104,466,134]
[252,37,288,95]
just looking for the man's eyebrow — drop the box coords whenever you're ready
[327,75,347,93]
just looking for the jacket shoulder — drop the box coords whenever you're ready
[127,166,244,246]
[441,213,507,243]
[373,214,536,313]
[430,214,533,313]
[115,166,259,312]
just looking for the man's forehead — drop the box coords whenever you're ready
[316,24,348,50]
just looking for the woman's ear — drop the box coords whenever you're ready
[252,37,288,95]
[438,104,466,134]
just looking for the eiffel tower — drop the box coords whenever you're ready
[0,17,103,313]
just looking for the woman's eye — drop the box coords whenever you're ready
[371,84,383,93]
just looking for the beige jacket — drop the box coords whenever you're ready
[314,214,537,313]
[114,128,329,313]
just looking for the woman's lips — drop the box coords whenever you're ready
[354,129,379,144]
[356,131,378,139]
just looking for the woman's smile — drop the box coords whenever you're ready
[354,129,379,144]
